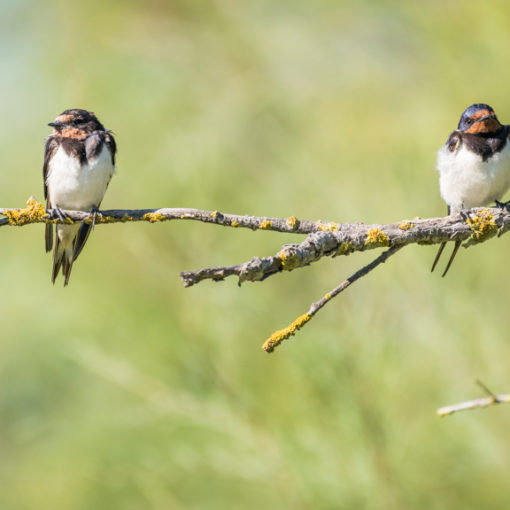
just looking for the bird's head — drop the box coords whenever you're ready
[48,109,105,138]
[458,104,503,134]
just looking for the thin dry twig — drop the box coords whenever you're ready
[437,394,510,416]
[262,245,403,352]
[437,380,510,416]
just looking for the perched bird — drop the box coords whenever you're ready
[44,109,116,285]
[432,103,510,276]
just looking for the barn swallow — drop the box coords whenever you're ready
[432,103,510,276]
[44,109,116,285]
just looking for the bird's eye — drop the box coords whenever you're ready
[465,118,473,125]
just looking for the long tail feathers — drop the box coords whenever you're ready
[51,236,76,286]
[431,240,461,277]
[441,240,461,278]
[431,242,447,273]
[73,223,93,262]
[50,224,92,286]
[51,236,65,284]
[45,223,53,253]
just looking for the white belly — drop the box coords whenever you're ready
[46,145,114,210]
[437,141,510,214]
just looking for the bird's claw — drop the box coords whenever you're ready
[52,207,67,223]
[459,209,473,222]
[495,199,510,210]
[91,206,103,229]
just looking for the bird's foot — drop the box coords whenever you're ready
[90,206,103,229]
[494,201,510,237]
[495,200,510,210]
[459,209,473,222]
[52,206,67,223]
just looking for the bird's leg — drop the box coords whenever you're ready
[90,205,103,229]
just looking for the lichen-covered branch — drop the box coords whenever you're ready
[4,198,510,358]
[0,198,323,234]
[2,200,507,251]
[181,208,504,287]
[262,245,403,352]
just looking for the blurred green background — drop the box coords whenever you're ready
[1,1,510,508]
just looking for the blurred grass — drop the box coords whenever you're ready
[1,0,510,508]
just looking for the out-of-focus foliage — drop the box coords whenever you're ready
[1,1,510,508]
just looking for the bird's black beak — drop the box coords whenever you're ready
[48,121,63,128]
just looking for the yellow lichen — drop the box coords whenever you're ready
[259,220,273,230]
[211,210,219,219]
[399,221,415,231]
[4,197,48,226]
[262,313,312,352]
[337,242,354,256]
[324,292,332,300]
[143,212,166,223]
[84,214,117,224]
[231,221,240,227]
[365,228,389,247]
[466,209,497,241]
[286,216,300,230]
[318,221,339,231]
[278,249,300,271]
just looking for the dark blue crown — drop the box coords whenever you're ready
[458,103,495,130]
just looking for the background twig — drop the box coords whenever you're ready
[437,393,510,417]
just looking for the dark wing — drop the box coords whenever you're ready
[505,125,510,145]
[43,136,59,252]
[104,130,117,165]
[72,131,117,262]
[84,130,117,165]
[446,131,462,153]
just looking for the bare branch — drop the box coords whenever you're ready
[437,380,510,416]
[262,245,403,352]
[437,394,510,417]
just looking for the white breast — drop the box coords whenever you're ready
[437,140,510,214]
[46,145,115,210]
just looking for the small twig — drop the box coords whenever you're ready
[437,395,510,417]
[437,380,510,417]
[262,245,403,352]
[476,379,498,400]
